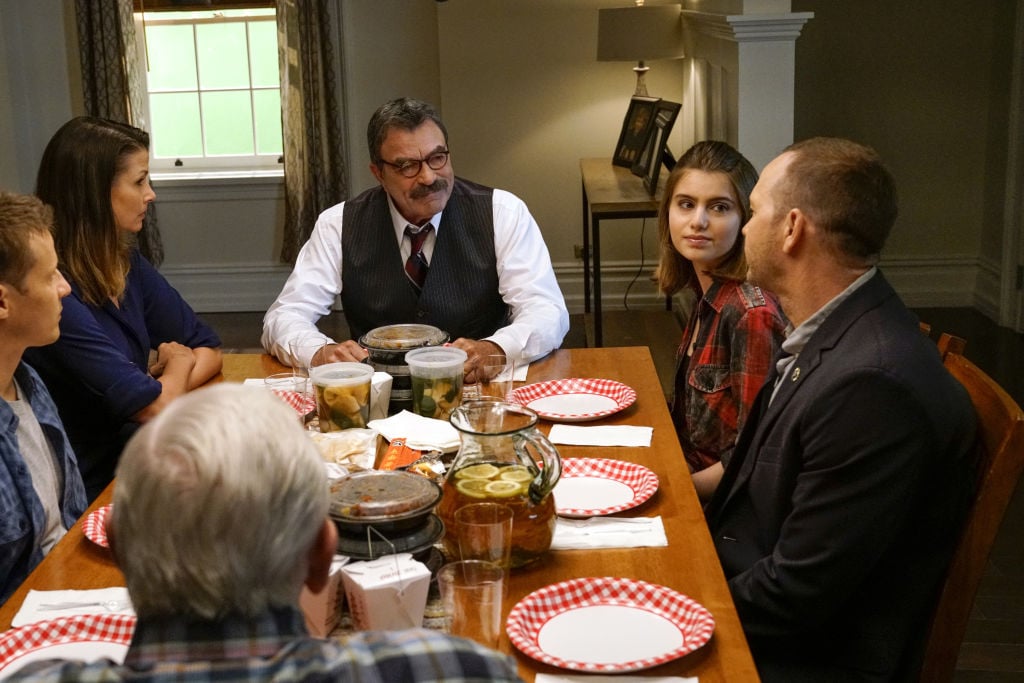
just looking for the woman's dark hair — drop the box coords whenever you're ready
[35,116,149,305]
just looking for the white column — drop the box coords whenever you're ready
[681,9,812,169]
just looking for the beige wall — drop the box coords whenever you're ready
[0,1,78,193]
[436,0,686,273]
[792,0,1016,277]
[341,0,442,194]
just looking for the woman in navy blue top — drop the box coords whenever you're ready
[27,117,222,499]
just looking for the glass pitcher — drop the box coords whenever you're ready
[437,401,562,568]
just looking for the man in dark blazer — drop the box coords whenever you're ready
[705,137,976,681]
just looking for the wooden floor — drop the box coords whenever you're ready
[202,306,1024,679]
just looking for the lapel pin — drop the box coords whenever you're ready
[791,367,800,381]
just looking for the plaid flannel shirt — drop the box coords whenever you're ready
[671,279,786,472]
[7,606,522,682]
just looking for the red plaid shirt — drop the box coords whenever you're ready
[671,279,786,472]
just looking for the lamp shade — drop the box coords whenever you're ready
[597,4,684,62]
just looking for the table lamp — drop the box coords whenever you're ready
[597,1,684,97]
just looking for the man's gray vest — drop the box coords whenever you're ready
[340,177,510,341]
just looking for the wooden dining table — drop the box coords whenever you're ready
[0,347,758,681]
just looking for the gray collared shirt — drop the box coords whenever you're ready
[770,267,877,404]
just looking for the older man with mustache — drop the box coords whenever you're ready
[263,98,568,381]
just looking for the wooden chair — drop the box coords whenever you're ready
[936,332,967,359]
[917,350,1024,681]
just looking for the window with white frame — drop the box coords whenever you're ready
[133,5,283,175]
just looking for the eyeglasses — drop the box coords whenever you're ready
[380,150,450,178]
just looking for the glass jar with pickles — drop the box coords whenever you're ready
[437,401,562,568]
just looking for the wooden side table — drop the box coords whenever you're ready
[580,158,666,346]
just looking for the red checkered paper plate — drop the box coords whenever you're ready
[82,504,111,548]
[554,458,659,518]
[271,389,316,417]
[0,613,135,675]
[510,378,636,422]
[506,577,714,673]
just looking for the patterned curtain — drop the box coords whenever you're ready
[276,0,347,263]
[74,0,164,266]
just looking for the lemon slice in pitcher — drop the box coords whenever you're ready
[499,466,534,483]
[456,478,491,498]
[455,464,500,480]
[485,480,524,497]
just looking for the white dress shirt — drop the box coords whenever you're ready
[262,188,569,366]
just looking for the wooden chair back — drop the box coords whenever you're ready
[936,332,967,359]
[917,351,1024,681]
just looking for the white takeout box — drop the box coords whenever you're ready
[299,554,350,636]
[371,372,393,421]
[340,553,431,630]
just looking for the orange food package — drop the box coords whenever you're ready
[379,438,423,471]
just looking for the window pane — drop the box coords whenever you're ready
[196,23,249,89]
[253,89,282,155]
[146,24,197,90]
[249,20,279,88]
[150,93,203,158]
[202,91,254,155]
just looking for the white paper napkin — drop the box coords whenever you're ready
[536,675,696,683]
[367,410,461,452]
[512,362,529,381]
[13,587,134,627]
[551,516,668,550]
[548,424,653,447]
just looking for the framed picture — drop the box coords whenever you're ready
[612,96,660,168]
[633,100,682,195]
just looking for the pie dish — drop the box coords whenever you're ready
[506,577,714,672]
[82,504,112,548]
[0,613,134,675]
[510,378,636,422]
[554,458,659,517]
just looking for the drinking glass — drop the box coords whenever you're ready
[477,354,515,401]
[264,371,300,392]
[436,560,504,648]
[288,336,329,429]
[455,502,513,571]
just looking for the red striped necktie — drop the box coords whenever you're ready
[404,224,433,290]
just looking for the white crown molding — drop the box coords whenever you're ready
[682,10,814,43]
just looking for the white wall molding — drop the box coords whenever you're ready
[151,175,284,202]
[975,254,1003,321]
[162,263,293,313]
[876,255,979,309]
[161,254,982,317]
[726,12,815,42]
[682,11,814,43]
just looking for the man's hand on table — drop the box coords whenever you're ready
[317,341,369,363]
[451,339,506,383]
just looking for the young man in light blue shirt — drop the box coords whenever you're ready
[0,191,86,603]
